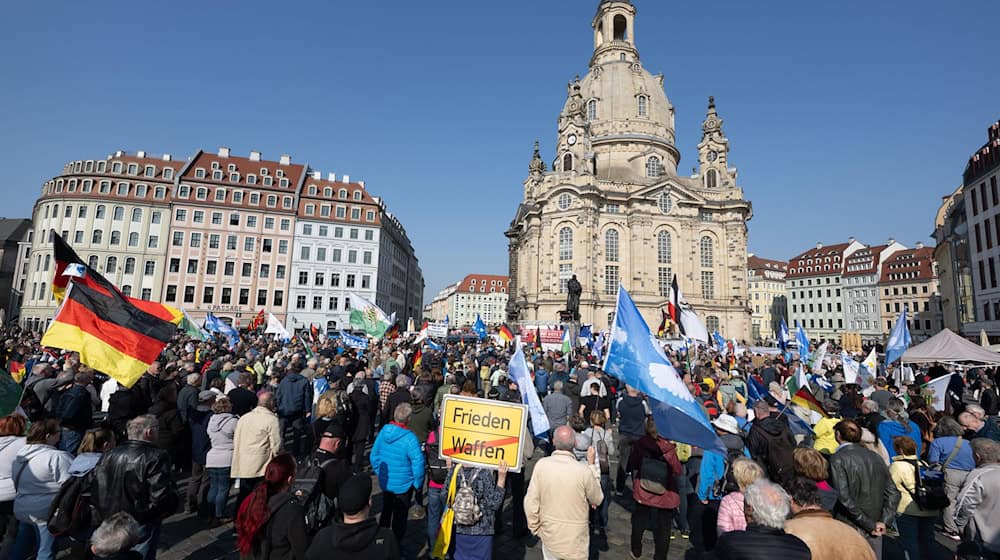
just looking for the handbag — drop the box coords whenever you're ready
[639,456,670,495]
[906,459,949,511]
[431,465,461,560]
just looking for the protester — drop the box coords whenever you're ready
[148,384,184,468]
[90,512,143,560]
[615,384,650,493]
[959,410,1000,442]
[228,373,257,417]
[369,401,425,543]
[56,367,96,453]
[784,477,876,560]
[305,474,399,559]
[792,447,837,511]
[10,419,73,560]
[543,380,573,432]
[746,400,796,486]
[276,363,314,460]
[232,393,282,509]
[235,453,308,560]
[89,414,179,560]
[445,460,508,559]
[954,438,1000,557]
[628,418,683,560]
[928,415,975,540]
[311,422,352,506]
[828,419,899,560]
[525,424,603,560]
[0,414,27,548]
[708,479,811,560]
[205,396,238,524]
[716,458,766,534]
[878,397,923,459]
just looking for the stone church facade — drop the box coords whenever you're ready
[506,0,753,337]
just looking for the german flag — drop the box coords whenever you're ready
[385,322,401,339]
[310,323,320,342]
[51,233,182,325]
[656,309,668,338]
[412,347,423,371]
[498,324,514,344]
[791,388,828,418]
[41,282,175,388]
[8,361,25,384]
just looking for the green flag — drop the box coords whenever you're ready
[347,293,390,339]
[180,309,208,341]
[0,370,25,417]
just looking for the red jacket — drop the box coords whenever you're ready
[628,435,683,509]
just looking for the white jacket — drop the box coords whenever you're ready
[0,436,27,502]
[12,443,73,522]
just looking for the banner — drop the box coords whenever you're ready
[426,322,449,338]
[521,327,565,351]
[340,331,369,350]
[438,395,528,472]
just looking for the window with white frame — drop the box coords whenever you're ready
[558,227,573,261]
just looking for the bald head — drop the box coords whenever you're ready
[258,392,276,411]
[553,425,576,451]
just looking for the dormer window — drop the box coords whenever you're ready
[353,191,362,200]
[211,162,220,170]
[308,185,317,195]
[339,189,348,199]
[637,95,648,117]
[195,168,206,179]
[279,178,289,188]
[227,163,236,172]
[212,170,223,181]
[230,172,240,182]
[144,165,155,177]
[247,174,256,184]
[127,164,138,175]
[163,168,174,180]
[263,176,273,186]
[646,156,661,178]
[260,168,269,176]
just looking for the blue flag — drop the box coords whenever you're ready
[592,331,605,363]
[796,323,810,364]
[425,339,442,352]
[604,286,724,454]
[204,313,239,349]
[472,314,488,341]
[712,331,727,354]
[810,374,834,394]
[778,319,791,362]
[885,308,912,366]
[746,376,768,403]
[507,342,550,438]
[580,325,593,347]
[340,331,369,350]
[746,375,814,436]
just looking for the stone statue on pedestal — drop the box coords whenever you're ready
[566,275,582,321]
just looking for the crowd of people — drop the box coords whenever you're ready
[0,325,998,560]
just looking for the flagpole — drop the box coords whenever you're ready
[603,284,623,373]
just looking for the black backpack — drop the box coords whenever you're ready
[712,443,749,497]
[905,460,949,511]
[425,439,448,485]
[290,457,335,535]
[47,474,95,538]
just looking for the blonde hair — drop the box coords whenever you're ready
[732,457,766,492]
[316,392,337,418]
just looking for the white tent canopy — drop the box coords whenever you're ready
[901,328,1000,365]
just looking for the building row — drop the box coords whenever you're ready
[424,274,509,327]
[14,148,424,333]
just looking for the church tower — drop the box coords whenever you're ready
[506,1,753,338]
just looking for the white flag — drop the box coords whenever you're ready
[680,308,709,344]
[925,373,956,412]
[264,312,291,341]
[841,351,860,385]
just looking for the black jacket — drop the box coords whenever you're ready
[982,387,1000,416]
[90,440,179,524]
[746,414,796,486]
[708,524,811,560]
[829,442,900,533]
[227,386,257,417]
[251,492,309,560]
[382,387,410,425]
[58,384,93,431]
[305,518,399,560]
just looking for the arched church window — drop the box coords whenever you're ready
[605,229,619,262]
[657,231,672,264]
[706,169,718,189]
[563,153,573,172]
[558,227,573,261]
[700,236,714,267]
[638,95,648,117]
[646,156,661,178]
[658,192,672,214]
[613,15,627,41]
[588,99,598,120]
[706,316,720,333]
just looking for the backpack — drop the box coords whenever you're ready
[593,428,613,475]
[290,457,335,534]
[47,474,95,538]
[905,459,949,511]
[452,469,482,526]
[712,443,749,497]
[425,440,449,485]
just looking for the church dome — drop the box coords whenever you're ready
[578,61,675,150]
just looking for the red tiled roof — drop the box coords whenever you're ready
[457,274,509,293]
[297,175,381,225]
[842,244,887,277]
[747,255,787,273]
[879,247,936,284]
[785,243,851,279]
[181,151,306,189]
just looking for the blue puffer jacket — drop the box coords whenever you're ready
[276,372,313,417]
[877,419,922,461]
[370,423,425,493]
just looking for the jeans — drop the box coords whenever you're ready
[133,521,162,560]
[616,434,640,492]
[591,474,611,529]
[631,505,675,560]
[674,470,691,532]
[280,414,310,459]
[380,488,413,543]
[426,486,446,548]
[236,477,263,514]
[206,467,232,518]
[897,514,935,560]
[59,427,84,455]
[688,497,720,557]
[11,520,56,560]
[186,462,209,512]
[866,534,884,560]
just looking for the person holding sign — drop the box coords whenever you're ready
[442,458,508,560]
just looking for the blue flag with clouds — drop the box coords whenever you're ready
[885,308,912,365]
[507,341,550,438]
[604,286,724,454]
[712,331,727,354]
[746,376,814,436]
[778,319,791,362]
[796,323,810,364]
[472,314,487,341]
[204,313,239,349]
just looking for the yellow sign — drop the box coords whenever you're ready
[439,394,528,472]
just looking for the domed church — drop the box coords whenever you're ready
[505,0,753,337]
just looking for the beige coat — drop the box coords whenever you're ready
[230,406,281,478]
[524,450,603,560]
[785,509,876,560]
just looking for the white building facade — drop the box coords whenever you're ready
[786,240,864,340]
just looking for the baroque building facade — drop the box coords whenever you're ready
[506,0,753,335]
[746,255,787,343]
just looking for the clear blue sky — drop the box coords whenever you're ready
[2,1,998,303]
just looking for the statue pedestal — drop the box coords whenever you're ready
[559,310,580,358]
